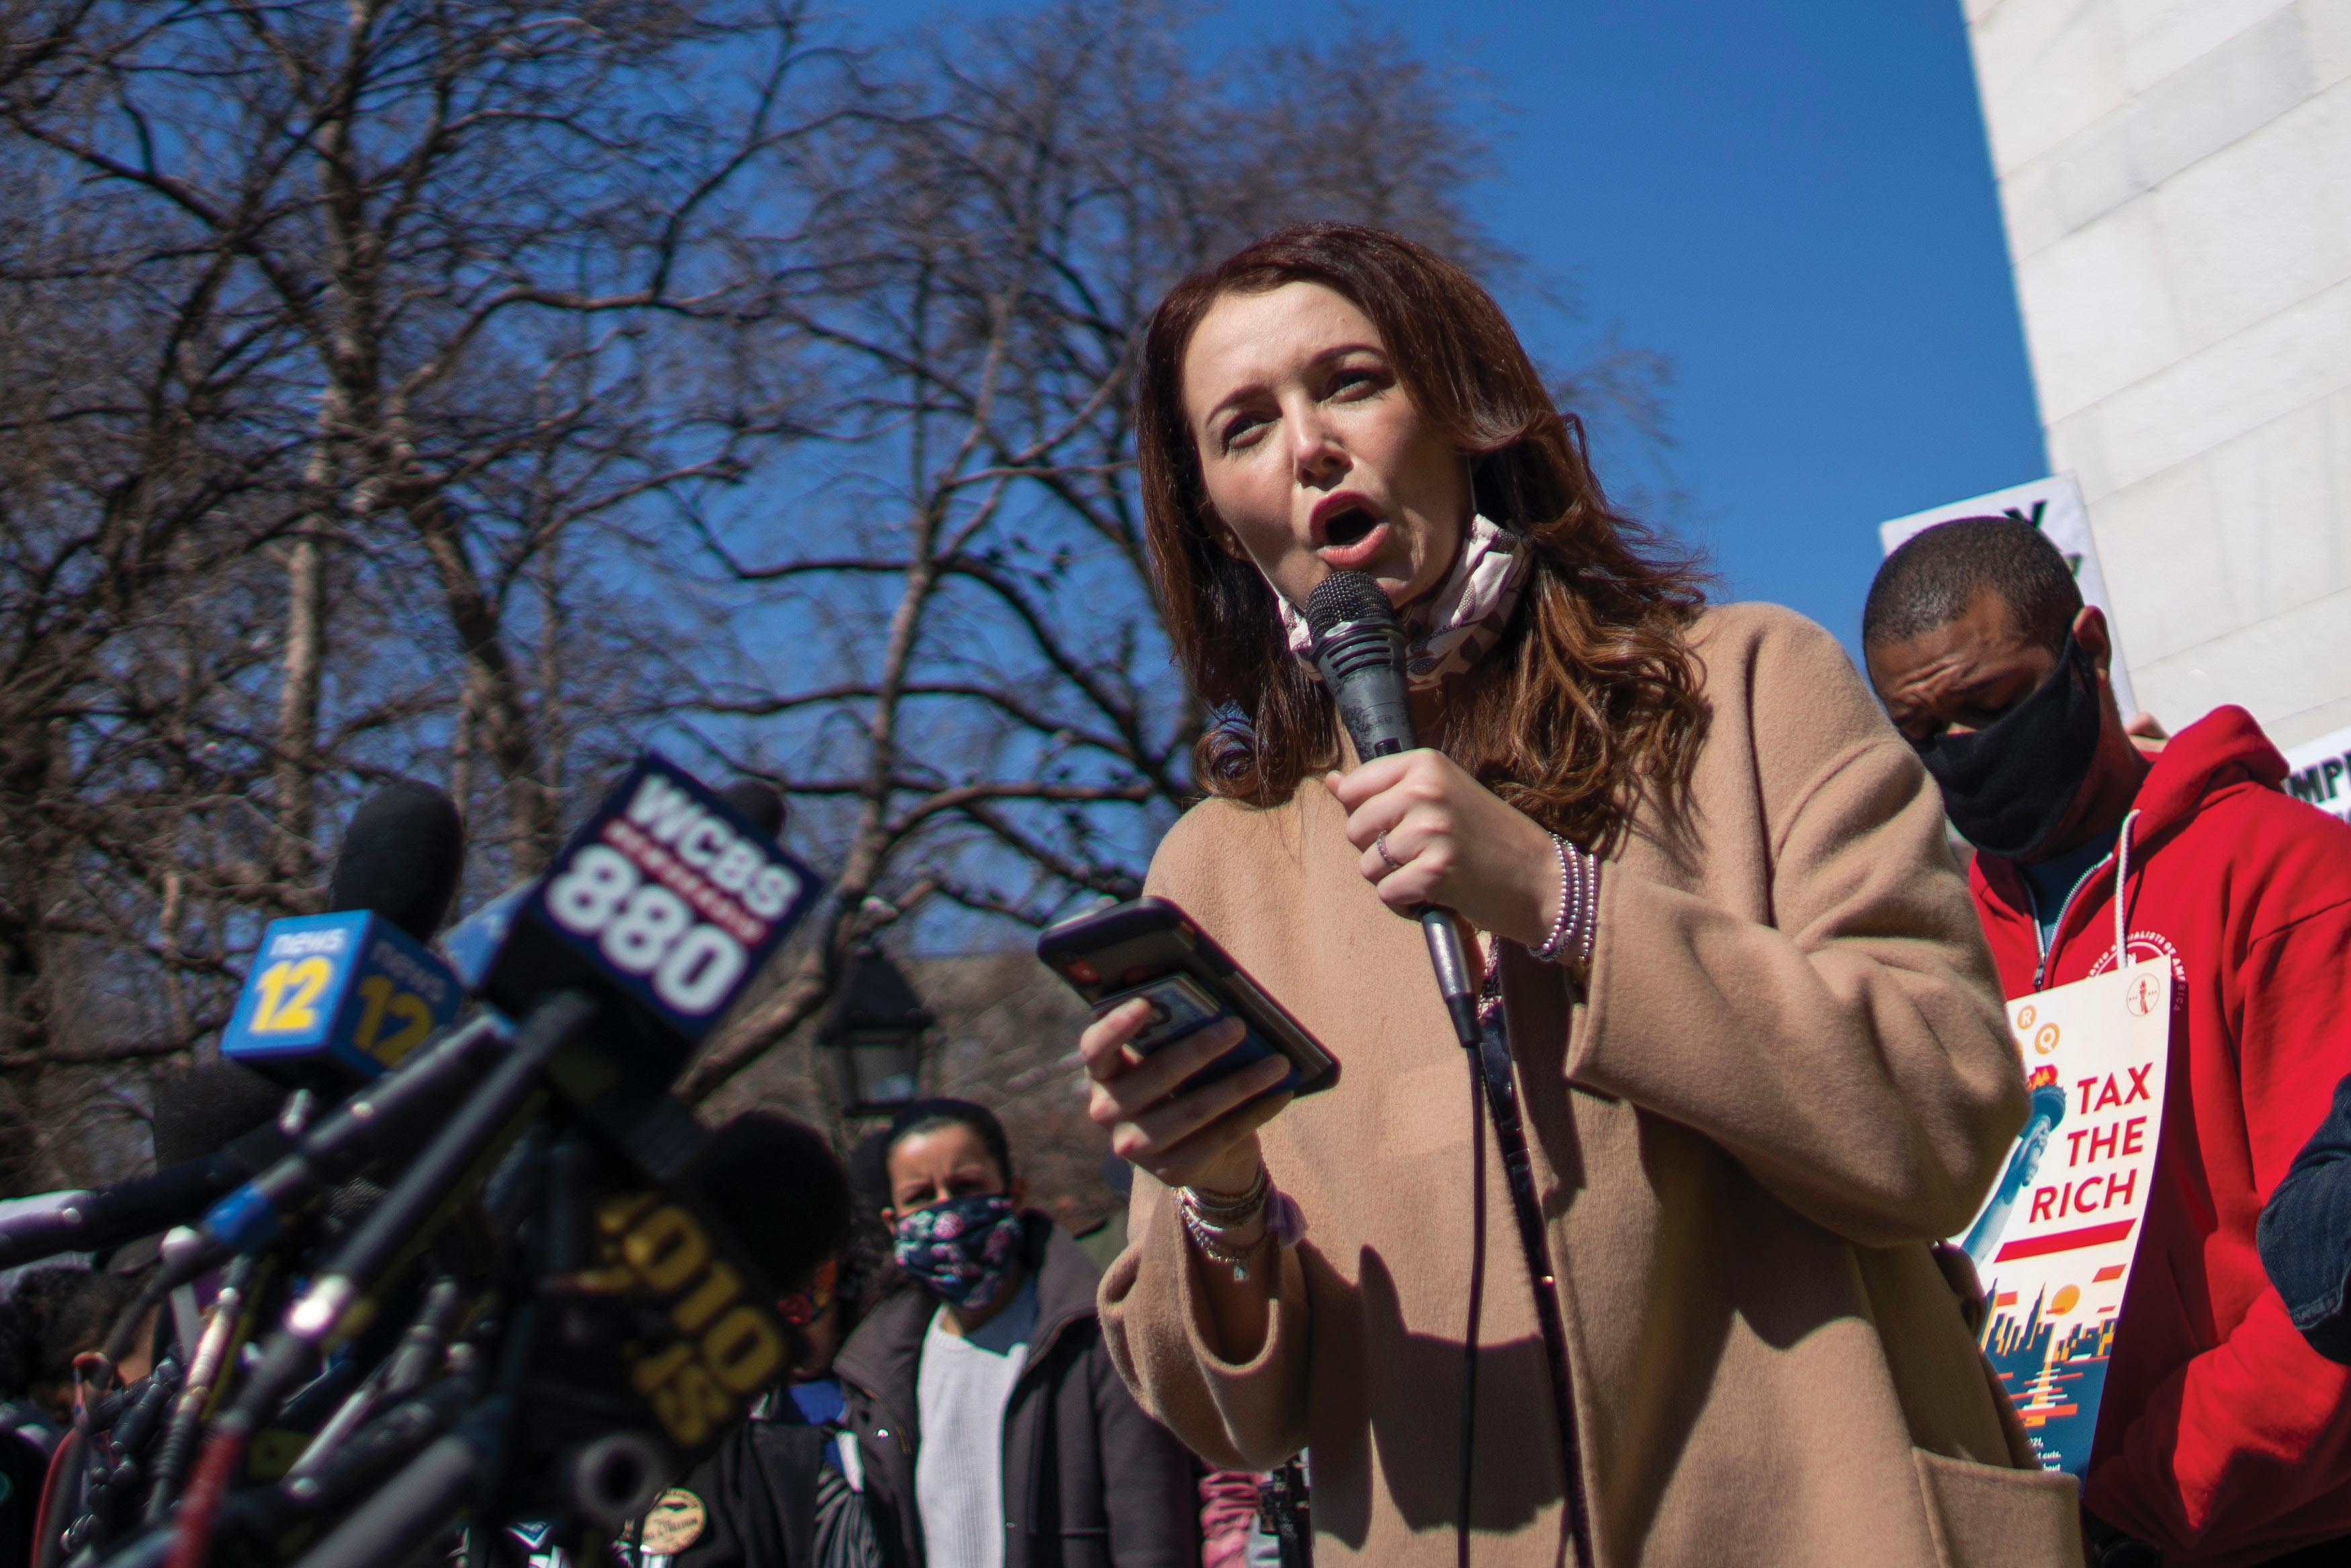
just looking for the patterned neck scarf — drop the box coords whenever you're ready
[1272,514,1531,691]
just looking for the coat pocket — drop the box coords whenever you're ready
[1910,1448,2082,1568]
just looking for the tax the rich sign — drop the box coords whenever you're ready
[1955,960,2174,1475]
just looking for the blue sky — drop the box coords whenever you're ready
[835,0,2048,651]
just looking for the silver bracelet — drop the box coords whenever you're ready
[1528,835,1573,960]
[1179,1197,1269,1282]
[1182,1163,1269,1224]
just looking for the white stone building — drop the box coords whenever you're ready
[1961,1,2351,753]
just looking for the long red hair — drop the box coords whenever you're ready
[1137,223,1708,845]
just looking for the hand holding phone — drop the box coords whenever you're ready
[1041,897,1337,1193]
[1077,1003,1289,1195]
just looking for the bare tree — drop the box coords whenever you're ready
[0,0,851,1185]
[0,0,1663,1177]
[1,0,842,888]
[671,1,1540,1104]
[0,124,314,1185]
[0,145,300,1063]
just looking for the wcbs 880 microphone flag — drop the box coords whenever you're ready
[474,752,820,1080]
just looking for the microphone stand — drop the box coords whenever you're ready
[291,1399,513,1568]
[165,997,595,1568]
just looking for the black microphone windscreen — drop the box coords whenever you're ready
[688,1112,850,1295]
[717,778,787,839]
[327,780,465,941]
[1304,571,1398,645]
[150,1062,285,1167]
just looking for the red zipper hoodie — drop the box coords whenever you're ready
[1971,706,2351,1565]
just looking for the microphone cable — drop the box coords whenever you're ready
[1305,570,1591,1568]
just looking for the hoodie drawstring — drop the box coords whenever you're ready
[2113,808,2140,968]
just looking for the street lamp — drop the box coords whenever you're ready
[816,945,934,1118]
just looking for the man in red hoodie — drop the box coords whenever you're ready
[1864,516,2351,1568]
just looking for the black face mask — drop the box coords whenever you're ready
[1915,635,2102,862]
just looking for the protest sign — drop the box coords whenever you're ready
[1956,948,2173,1475]
[2282,723,2351,827]
[1879,473,2139,721]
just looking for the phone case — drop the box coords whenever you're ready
[1035,896,1339,1098]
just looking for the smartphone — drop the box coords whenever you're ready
[1036,896,1339,1099]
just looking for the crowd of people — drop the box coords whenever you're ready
[8,220,2351,1567]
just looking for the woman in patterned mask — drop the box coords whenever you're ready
[830,1099,1198,1568]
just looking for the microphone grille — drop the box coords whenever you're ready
[1304,571,1398,645]
[689,1111,851,1295]
[327,780,465,941]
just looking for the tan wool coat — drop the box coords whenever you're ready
[1098,603,2085,1567]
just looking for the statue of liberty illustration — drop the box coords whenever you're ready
[1965,1066,2069,1269]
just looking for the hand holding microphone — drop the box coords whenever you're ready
[1323,749,1561,947]
[1079,569,1560,1190]
[1306,569,1599,1030]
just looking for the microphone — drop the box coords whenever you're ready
[197,1015,505,1255]
[438,885,529,997]
[152,1060,291,1169]
[1306,571,1481,1045]
[222,783,467,1091]
[470,753,820,1082]
[717,776,786,839]
[683,1110,852,1301]
[201,762,815,1260]
[285,753,821,1342]
[178,757,827,1557]
[0,1072,295,1269]
[70,762,826,1568]
[267,753,824,1339]
[328,782,465,944]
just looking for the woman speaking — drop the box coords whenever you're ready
[1083,225,2080,1567]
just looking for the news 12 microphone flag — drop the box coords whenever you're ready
[222,913,463,1081]
[1951,953,2174,1475]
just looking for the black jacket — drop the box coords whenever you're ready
[2262,1070,2351,1363]
[832,1215,1198,1568]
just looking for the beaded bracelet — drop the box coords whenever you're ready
[1179,1200,1268,1281]
[1528,834,1600,970]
